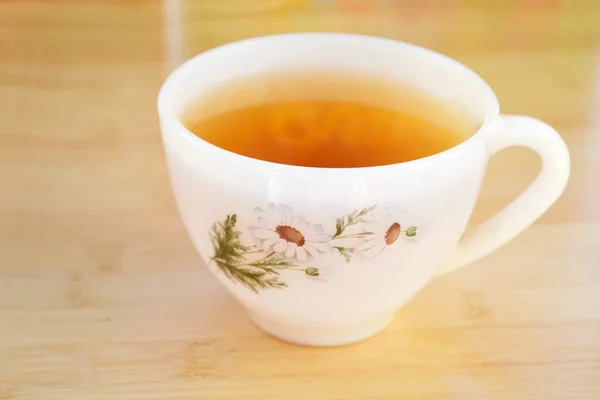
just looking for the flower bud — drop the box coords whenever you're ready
[405,226,417,237]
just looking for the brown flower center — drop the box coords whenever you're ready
[384,222,401,246]
[275,225,305,246]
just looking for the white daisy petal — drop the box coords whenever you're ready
[262,238,279,252]
[296,247,308,262]
[358,244,377,253]
[258,217,276,229]
[254,207,268,218]
[357,237,381,250]
[273,240,287,254]
[332,237,361,248]
[304,226,317,235]
[263,208,273,220]
[285,243,296,258]
[364,222,383,233]
[282,205,293,224]
[251,204,335,261]
[296,221,310,233]
[312,224,325,233]
[303,244,320,259]
[364,242,386,259]
[253,228,278,240]
[272,205,284,224]
[266,204,279,220]
[306,234,331,242]
[310,241,333,254]
[292,215,306,225]
[271,205,280,219]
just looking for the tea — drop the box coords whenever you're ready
[182,69,476,168]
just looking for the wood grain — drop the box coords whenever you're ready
[1,1,599,399]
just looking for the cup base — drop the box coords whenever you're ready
[247,310,396,347]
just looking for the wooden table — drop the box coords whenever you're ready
[1,1,599,399]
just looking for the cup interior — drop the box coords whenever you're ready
[158,33,499,163]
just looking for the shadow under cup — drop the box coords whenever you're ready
[158,33,500,346]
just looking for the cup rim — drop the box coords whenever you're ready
[157,32,500,173]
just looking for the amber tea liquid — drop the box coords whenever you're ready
[182,69,477,168]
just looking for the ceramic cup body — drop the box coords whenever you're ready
[158,33,570,346]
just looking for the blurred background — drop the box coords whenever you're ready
[1,1,600,399]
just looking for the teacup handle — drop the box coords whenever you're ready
[435,115,571,276]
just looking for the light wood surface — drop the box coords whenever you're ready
[1,1,600,399]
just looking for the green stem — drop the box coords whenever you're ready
[245,249,264,255]
[332,232,374,240]
[286,266,308,272]
[246,263,314,274]
[247,251,276,265]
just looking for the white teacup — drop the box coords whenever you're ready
[158,33,570,346]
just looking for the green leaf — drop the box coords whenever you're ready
[334,246,354,263]
[406,226,417,237]
[249,254,295,268]
[334,217,345,238]
[209,214,287,293]
[305,267,320,277]
[332,206,377,238]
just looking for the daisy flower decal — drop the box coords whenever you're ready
[357,206,418,259]
[358,221,417,259]
[251,204,333,262]
[208,204,421,293]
